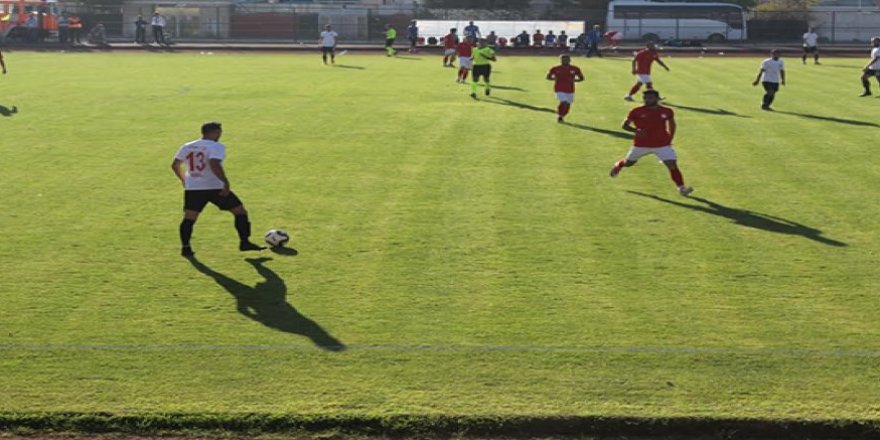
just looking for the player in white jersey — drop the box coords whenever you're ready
[860,37,880,97]
[319,24,339,65]
[752,49,785,111]
[802,28,820,65]
[171,122,264,257]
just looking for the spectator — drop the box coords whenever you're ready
[87,23,107,46]
[406,19,418,53]
[57,13,69,44]
[497,36,508,48]
[25,12,38,43]
[69,15,83,44]
[515,30,529,48]
[151,11,167,45]
[486,30,497,48]
[545,30,556,47]
[558,31,569,49]
[134,14,148,44]
[574,32,588,55]
[605,29,620,48]
[463,21,480,40]
[532,29,544,47]
[587,25,603,57]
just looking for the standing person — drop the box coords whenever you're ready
[151,11,166,45]
[441,28,458,67]
[469,38,496,99]
[384,24,396,57]
[171,122,265,258]
[545,30,557,47]
[586,25,603,57]
[558,31,569,49]
[624,42,669,101]
[516,30,530,48]
[57,13,69,44]
[609,90,693,197]
[859,37,880,97]
[546,54,584,123]
[463,21,480,41]
[802,28,820,65]
[752,49,785,110]
[532,29,544,47]
[486,30,497,48]
[319,24,338,65]
[69,15,83,44]
[456,36,474,83]
[134,14,148,44]
[406,19,418,53]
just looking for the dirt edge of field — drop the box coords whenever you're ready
[1,413,879,439]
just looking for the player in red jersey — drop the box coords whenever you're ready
[442,28,459,67]
[546,54,584,123]
[456,36,475,83]
[609,90,693,197]
[624,42,669,101]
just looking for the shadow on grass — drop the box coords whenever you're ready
[393,55,422,61]
[665,102,751,118]
[270,246,299,256]
[483,97,632,139]
[775,110,880,127]
[187,256,346,351]
[333,64,366,70]
[628,191,847,247]
[0,104,18,116]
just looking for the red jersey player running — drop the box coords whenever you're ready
[442,28,458,67]
[456,36,474,83]
[546,54,584,123]
[609,90,693,197]
[625,42,669,101]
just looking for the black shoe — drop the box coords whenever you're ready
[240,242,266,252]
[557,116,564,123]
[761,105,773,111]
[181,246,195,258]
[860,92,872,97]
[470,93,477,100]
[485,88,491,96]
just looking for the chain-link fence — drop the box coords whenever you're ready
[7,3,880,44]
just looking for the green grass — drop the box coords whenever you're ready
[1,51,880,433]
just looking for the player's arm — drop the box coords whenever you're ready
[752,68,764,86]
[864,56,879,71]
[631,58,637,74]
[780,69,786,86]
[667,117,676,143]
[209,159,231,196]
[574,70,584,82]
[546,70,555,81]
[170,159,185,186]
[657,58,670,71]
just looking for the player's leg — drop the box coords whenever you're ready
[802,47,807,64]
[181,191,211,257]
[626,76,644,100]
[330,48,336,64]
[483,66,492,96]
[610,147,645,177]
[322,47,328,65]
[470,67,482,98]
[860,71,873,96]
[660,147,692,195]
[218,193,265,251]
[761,82,774,109]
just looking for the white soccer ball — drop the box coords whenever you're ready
[264,229,290,247]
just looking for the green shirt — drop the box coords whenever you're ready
[473,47,496,66]
[385,28,396,39]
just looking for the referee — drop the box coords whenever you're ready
[470,38,496,99]
[171,122,265,257]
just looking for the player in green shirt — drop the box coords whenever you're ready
[470,39,497,99]
[384,24,397,57]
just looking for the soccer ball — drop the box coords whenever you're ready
[264,229,290,247]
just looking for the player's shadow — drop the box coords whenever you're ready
[484,97,631,139]
[563,122,632,139]
[393,55,422,61]
[486,84,527,92]
[0,105,18,116]
[187,256,346,351]
[270,246,299,256]
[628,191,847,247]
[665,103,750,118]
[776,111,880,128]
[333,64,366,70]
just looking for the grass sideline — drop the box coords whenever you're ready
[2,413,880,438]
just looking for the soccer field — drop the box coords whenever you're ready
[1,51,879,431]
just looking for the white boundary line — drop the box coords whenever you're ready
[1,343,879,357]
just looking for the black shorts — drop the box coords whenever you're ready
[385,38,395,47]
[473,64,491,81]
[762,82,779,93]
[865,69,880,77]
[803,45,818,53]
[409,37,418,46]
[184,189,242,212]
[321,46,335,54]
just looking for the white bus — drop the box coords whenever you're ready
[606,0,748,42]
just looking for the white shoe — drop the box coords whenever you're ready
[678,186,694,197]
[624,95,634,101]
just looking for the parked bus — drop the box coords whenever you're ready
[0,0,59,40]
[606,0,748,42]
